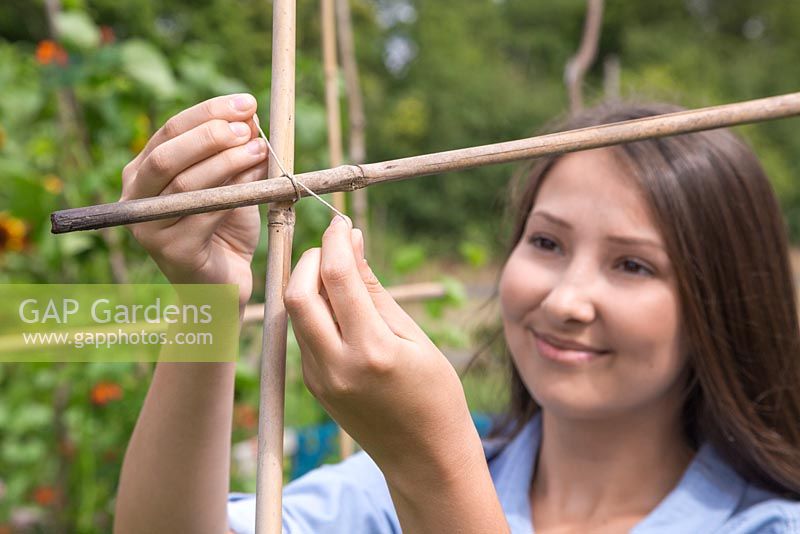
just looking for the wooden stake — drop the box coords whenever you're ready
[336,0,368,231]
[320,0,356,459]
[322,0,345,213]
[51,91,800,233]
[255,0,295,531]
[603,54,621,100]
[565,0,604,112]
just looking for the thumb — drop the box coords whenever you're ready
[350,228,425,342]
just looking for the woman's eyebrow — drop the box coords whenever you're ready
[606,235,665,251]
[530,210,571,228]
[531,211,665,250]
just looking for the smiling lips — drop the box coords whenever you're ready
[530,330,610,364]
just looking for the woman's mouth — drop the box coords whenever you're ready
[530,330,610,364]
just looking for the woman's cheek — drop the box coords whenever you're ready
[498,254,529,321]
[500,251,553,321]
[621,284,683,359]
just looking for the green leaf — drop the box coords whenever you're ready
[295,97,327,150]
[2,438,47,465]
[176,52,247,95]
[8,404,51,434]
[55,11,101,50]
[440,276,467,307]
[120,40,178,99]
[0,44,44,127]
[391,243,426,274]
[459,241,488,267]
[58,233,95,256]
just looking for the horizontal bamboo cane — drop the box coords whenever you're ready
[51,91,800,234]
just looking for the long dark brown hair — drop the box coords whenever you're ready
[491,101,800,499]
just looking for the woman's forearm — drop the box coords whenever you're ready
[385,419,510,533]
[114,360,236,534]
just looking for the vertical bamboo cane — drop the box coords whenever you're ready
[255,0,296,531]
[322,0,346,212]
[564,0,604,112]
[321,0,356,459]
[335,0,368,233]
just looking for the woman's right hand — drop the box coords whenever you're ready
[120,94,267,307]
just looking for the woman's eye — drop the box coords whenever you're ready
[528,235,559,252]
[619,259,654,276]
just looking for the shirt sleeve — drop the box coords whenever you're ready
[227,451,401,534]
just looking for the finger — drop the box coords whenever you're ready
[285,248,343,357]
[159,137,267,196]
[319,216,393,343]
[123,156,265,250]
[158,160,267,236]
[350,229,424,342]
[128,119,257,200]
[132,93,258,167]
[246,116,259,139]
[296,333,325,397]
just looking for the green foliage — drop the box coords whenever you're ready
[119,40,178,98]
[56,11,101,50]
[390,242,426,274]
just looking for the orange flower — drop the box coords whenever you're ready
[35,40,68,66]
[0,212,27,253]
[43,174,63,195]
[32,485,57,506]
[100,26,115,45]
[90,381,123,406]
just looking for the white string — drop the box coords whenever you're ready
[253,117,347,220]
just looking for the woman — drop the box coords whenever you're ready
[114,95,800,533]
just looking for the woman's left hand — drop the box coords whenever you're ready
[285,216,509,532]
[284,215,479,483]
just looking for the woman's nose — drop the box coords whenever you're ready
[540,269,597,325]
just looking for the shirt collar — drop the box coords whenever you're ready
[631,441,746,533]
[487,413,748,533]
[486,414,540,531]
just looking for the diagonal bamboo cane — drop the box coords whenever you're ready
[255,0,295,532]
[51,91,800,234]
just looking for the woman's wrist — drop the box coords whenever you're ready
[382,411,486,497]
[383,421,508,533]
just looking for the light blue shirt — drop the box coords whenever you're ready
[228,413,800,533]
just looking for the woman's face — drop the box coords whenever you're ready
[499,148,688,420]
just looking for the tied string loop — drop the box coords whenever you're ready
[254,118,347,220]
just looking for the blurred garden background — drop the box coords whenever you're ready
[2,0,800,531]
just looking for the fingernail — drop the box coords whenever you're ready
[353,229,365,259]
[246,138,265,155]
[229,122,250,137]
[330,215,351,229]
[230,94,256,111]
